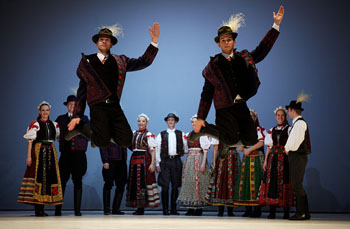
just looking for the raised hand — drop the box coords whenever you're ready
[193,119,205,133]
[148,22,160,44]
[273,5,285,25]
[68,118,80,131]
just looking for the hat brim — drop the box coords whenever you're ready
[215,32,238,43]
[92,34,118,45]
[285,105,304,111]
[164,117,179,122]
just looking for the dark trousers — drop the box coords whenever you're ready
[59,150,87,191]
[102,160,127,191]
[90,102,133,148]
[288,152,309,214]
[214,102,257,146]
[158,157,183,190]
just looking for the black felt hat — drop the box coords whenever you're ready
[214,26,238,43]
[164,113,179,122]
[92,28,118,45]
[63,95,77,106]
[285,100,304,111]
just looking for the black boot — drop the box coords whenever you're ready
[242,206,252,217]
[161,190,170,215]
[251,206,262,218]
[194,208,203,216]
[170,189,179,215]
[185,208,195,216]
[132,208,144,215]
[34,204,48,217]
[189,124,220,144]
[218,206,224,217]
[55,204,62,216]
[103,189,111,215]
[65,121,92,141]
[112,189,125,215]
[283,207,290,219]
[74,188,83,216]
[227,207,235,216]
[267,205,276,219]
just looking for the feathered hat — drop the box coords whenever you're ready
[92,24,123,45]
[214,13,245,43]
[286,92,310,111]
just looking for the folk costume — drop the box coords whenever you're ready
[285,96,311,220]
[205,138,241,216]
[67,26,158,149]
[192,14,280,157]
[156,113,188,215]
[258,106,294,219]
[177,133,211,216]
[55,95,89,216]
[18,102,63,216]
[100,142,127,215]
[126,129,160,213]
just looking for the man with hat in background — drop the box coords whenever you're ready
[55,95,90,216]
[156,113,187,215]
[191,6,284,157]
[65,22,160,150]
[285,93,311,220]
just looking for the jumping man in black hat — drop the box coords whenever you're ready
[55,95,90,216]
[156,113,187,215]
[65,22,160,150]
[285,93,311,220]
[191,6,285,157]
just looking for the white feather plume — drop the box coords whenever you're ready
[222,13,245,32]
[99,23,124,37]
[70,87,78,96]
[296,91,310,104]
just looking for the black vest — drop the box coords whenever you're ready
[34,120,56,143]
[87,54,119,101]
[272,124,290,146]
[160,130,184,157]
[290,117,311,154]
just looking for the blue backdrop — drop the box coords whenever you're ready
[0,0,349,212]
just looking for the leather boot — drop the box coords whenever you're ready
[132,208,144,215]
[161,190,170,215]
[194,208,203,216]
[34,204,47,217]
[227,207,235,216]
[103,189,111,215]
[65,121,92,141]
[268,205,276,219]
[283,207,290,219]
[170,189,179,215]
[242,206,252,217]
[218,206,224,217]
[112,189,125,215]
[55,204,62,216]
[185,208,195,216]
[74,188,82,216]
[251,206,262,218]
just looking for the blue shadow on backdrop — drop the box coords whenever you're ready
[0,0,349,212]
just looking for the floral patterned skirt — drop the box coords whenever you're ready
[206,148,241,206]
[126,150,160,208]
[18,142,63,205]
[258,146,294,207]
[177,150,210,208]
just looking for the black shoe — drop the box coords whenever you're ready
[189,124,220,144]
[289,213,311,220]
[74,188,83,216]
[170,210,180,215]
[267,213,276,219]
[163,210,170,216]
[250,206,261,218]
[227,207,235,217]
[218,206,224,217]
[112,210,125,215]
[185,209,195,216]
[103,189,111,216]
[161,190,170,216]
[194,209,203,216]
[132,208,144,215]
[267,205,276,219]
[55,205,62,216]
[65,122,92,141]
[170,189,179,215]
[34,205,48,217]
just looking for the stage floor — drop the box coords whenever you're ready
[0,211,349,229]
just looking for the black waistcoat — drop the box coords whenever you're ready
[34,120,56,143]
[160,130,184,157]
[272,124,290,146]
[87,54,119,101]
[290,118,311,154]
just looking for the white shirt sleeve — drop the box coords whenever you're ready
[199,136,211,151]
[53,121,60,140]
[211,137,219,145]
[257,126,266,141]
[285,120,307,152]
[23,121,40,140]
[146,132,157,149]
[155,133,161,166]
[264,128,273,147]
[272,22,280,31]
[151,41,158,48]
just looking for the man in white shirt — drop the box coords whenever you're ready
[285,100,311,220]
[156,113,187,215]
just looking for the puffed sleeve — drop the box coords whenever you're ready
[264,128,273,147]
[257,126,266,141]
[23,121,40,140]
[53,121,60,140]
[211,137,219,145]
[199,136,211,151]
[146,132,157,149]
